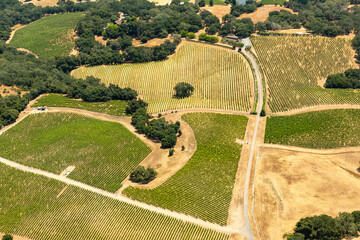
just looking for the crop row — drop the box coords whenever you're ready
[124,112,248,225]
[252,36,360,113]
[0,163,229,240]
[72,42,254,113]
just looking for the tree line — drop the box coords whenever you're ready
[325,68,360,89]
[286,211,360,240]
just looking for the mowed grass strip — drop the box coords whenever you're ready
[72,42,253,113]
[10,13,83,58]
[265,109,360,149]
[34,94,127,116]
[0,163,229,240]
[0,112,150,192]
[124,113,248,225]
[252,36,360,113]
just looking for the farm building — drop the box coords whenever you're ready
[225,35,240,42]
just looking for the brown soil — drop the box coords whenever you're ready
[230,234,247,240]
[149,0,170,5]
[117,112,197,191]
[254,145,360,239]
[132,36,170,47]
[267,27,309,34]
[239,5,296,23]
[0,85,28,97]
[0,233,32,240]
[201,5,231,20]
[95,35,108,46]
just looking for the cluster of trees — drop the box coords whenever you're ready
[324,69,360,89]
[198,33,219,43]
[255,10,301,32]
[286,211,360,240]
[353,33,360,62]
[219,17,255,38]
[0,0,91,41]
[0,44,138,128]
[130,166,157,184]
[230,0,261,17]
[282,0,360,37]
[130,101,180,148]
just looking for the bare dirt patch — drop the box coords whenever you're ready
[201,5,231,20]
[17,48,39,58]
[132,36,170,47]
[149,0,170,5]
[239,5,296,23]
[268,27,309,34]
[0,85,28,97]
[95,35,108,46]
[254,145,360,239]
[118,112,197,191]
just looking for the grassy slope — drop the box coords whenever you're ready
[10,13,83,58]
[0,112,150,192]
[124,113,248,225]
[0,163,229,240]
[261,0,285,5]
[252,36,360,113]
[72,42,253,113]
[265,109,360,148]
[34,94,127,116]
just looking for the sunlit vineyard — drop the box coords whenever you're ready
[0,113,150,192]
[124,113,248,225]
[252,36,360,113]
[265,109,360,148]
[72,42,254,113]
[0,163,229,240]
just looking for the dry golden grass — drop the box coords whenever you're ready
[239,5,296,23]
[254,147,360,239]
[0,85,28,97]
[201,5,231,20]
[132,36,170,47]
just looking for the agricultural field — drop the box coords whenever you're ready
[72,42,254,113]
[261,0,285,5]
[34,94,127,116]
[252,36,360,113]
[265,109,360,149]
[10,13,83,58]
[253,147,360,239]
[0,112,150,192]
[124,113,248,225]
[0,163,229,240]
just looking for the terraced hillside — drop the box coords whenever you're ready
[0,112,150,192]
[124,113,248,225]
[72,42,254,113]
[10,13,83,58]
[0,163,229,240]
[252,36,360,113]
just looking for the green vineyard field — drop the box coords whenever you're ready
[124,113,248,225]
[72,42,254,113]
[34,94,127,116]
[252,36,360,113]
[10,13,83,58]
[265,109,360,148]
[0,112,150,192]
[0,163,229,240]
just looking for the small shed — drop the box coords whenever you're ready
[225,35,240,42]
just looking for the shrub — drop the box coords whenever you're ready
[174,82,195,98]
[186,32,196,39]
[130,166,157,184]
[169,148,175,156]
[198,33,219,43]
[2,235,13,240]
[260,109,266,116]
[126,99,148,114]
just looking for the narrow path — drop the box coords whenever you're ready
[0,156,235,235]
[269,104,360,116]
[238,38,264,240]
[5,24,25,44]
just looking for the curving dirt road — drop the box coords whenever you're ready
[269,104,360,116]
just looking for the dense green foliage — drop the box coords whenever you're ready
[10,13,83,58]
[287,212,360,240]
[229,0,261,17]
[256,10,300,32]
[124,113,248,225]
[131,107,181,148]
[0,113,151,192]
[130,166,158,184]
[174,82,195,98]
[265,109,360,149]
[0,163,229,240]
[0,94,28,127]
[325,69,360,89]
[33,94,127,116]
[219,17,255,38]
[2,235,13,240]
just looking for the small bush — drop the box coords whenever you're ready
[181,145,185,151]
[186,32,196,39]
[260,109,266,116]
[2,234,13,240]
[130,166,157,184]
[169,148,175,156]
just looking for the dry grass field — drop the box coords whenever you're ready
[239,5,296,23]
[201,5,231,20]
[252,35,359,113]
[72,42,254,113]
[254,147,360,239]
